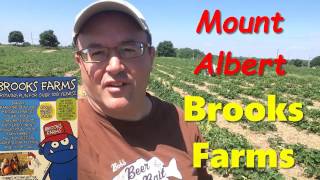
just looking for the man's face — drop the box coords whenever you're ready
[76,12,154,113]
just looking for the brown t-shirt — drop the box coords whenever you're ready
[78,94,212,180]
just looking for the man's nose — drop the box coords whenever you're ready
[105,55,125,75]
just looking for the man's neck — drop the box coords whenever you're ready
[87,95,152,121]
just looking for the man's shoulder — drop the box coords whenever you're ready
[148,93,180,115]
[148,93,198,130]
[77,98,93,116]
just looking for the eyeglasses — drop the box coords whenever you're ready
[76,41,150,63]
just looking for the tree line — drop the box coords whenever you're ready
[156,41,205,60]
[5,31,320,67]
[156,40,320,67]
[8,30,59,47]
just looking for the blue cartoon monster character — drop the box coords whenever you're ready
[39,121,77,180]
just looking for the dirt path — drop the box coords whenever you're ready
[156,69,175,79]
[155,63,183,70]
[312,100,320,108]
[274,122,320,149]
[42,49,57,53]
[215,113,271,149]
[279,165,311,180]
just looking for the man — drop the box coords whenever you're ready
[73,0,212,179]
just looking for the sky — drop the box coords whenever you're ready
[0,0,319,60]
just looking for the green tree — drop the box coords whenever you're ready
[289,59,305,67]
[310,56,320,67]
[192,49,205,59]
[177,48,205,59]
[8,31,24,45]
[177,48,193,58]
[22,42,31,47]
[39,30,60,47]
[156,41,176,57]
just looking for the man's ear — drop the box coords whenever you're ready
[74,38,82,65]
[74,53,82,65]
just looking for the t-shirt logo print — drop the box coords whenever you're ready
[113,157,182,180]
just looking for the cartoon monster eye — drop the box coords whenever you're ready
[51,142,59,148]
[60,137,69,145]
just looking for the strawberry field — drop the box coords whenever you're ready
[150,57,320,180]
[1,46,319,179]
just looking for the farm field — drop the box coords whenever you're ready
[150,58,320,180]
[1,46,319,179]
